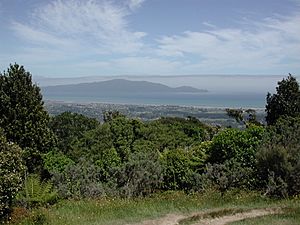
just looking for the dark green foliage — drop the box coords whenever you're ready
[51,159,103,199]
[17,174,57,208]
[0,64,55,172]
[201,160,255,194]
[49,112,100,155]
[131,139,157,153]
[264,171,289,198]
[156,117,212,142]
[162,148,204,191]
[116,150,164,197]
[48,114,213,198]
[0,132,25,221]
[103,110,124,122]
[108,115,137,161]
[43,151,75,174]
[208,125,264,167]
[71,123,122,182]
[141,117,212,152]
[266,74,300,125]
[290,161,300,195]
[95,147,121,182]
[71,123,114,161]
[256,116,300,196]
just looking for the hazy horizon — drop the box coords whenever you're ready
[34,74,300,94]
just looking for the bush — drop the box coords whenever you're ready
[0,132,25,221]
[51,159,104,199]
[201,160,255,194]
[208,125,264,168]
[264,171,289,198]
[16,174,57,208]
[116,150,164,197]
[256,116,300,197]
[43,150,75,174]
[162,148,199,191]
[95,147,121,182]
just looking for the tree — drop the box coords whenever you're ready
[0,64,55,172]
[266,74,300,125]
[226,108,261,127]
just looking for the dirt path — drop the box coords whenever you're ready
[192,208,281,225]
[127,208,281,225]
[127,213,185,225]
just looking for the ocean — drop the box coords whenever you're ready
[43,91,266,109]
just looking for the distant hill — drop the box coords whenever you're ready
[42,79,208,97]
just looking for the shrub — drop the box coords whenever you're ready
[162,148,198,191]
[51,159,104,199]
[264,171,289,198]
[290,161,300,194]
[16,174,57,208]
[43,150,75,174]
[256,116,300,197]
[0,132,25,221]
[95,147,121,182]
[116,150,164,197]
[201,160,255,194]
[208,125,264,168]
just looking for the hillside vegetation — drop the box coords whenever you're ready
[1,64,300,224]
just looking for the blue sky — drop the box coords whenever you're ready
[0,0,300,77]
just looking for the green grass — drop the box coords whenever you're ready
[16,190,300,225]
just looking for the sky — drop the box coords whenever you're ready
[0,0,300,77]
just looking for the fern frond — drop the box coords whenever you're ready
[16,174,57,208]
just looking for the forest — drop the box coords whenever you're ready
[1,64,300,224]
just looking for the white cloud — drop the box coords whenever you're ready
[12,0,146,57]
[156,13,300,74]
[127,0,146,11]
[202,22,217,29]
[12,22,73,47]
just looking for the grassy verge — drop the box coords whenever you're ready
[14,190,300,225]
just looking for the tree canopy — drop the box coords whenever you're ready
[266,74,300,125]
[0,64,55,172]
